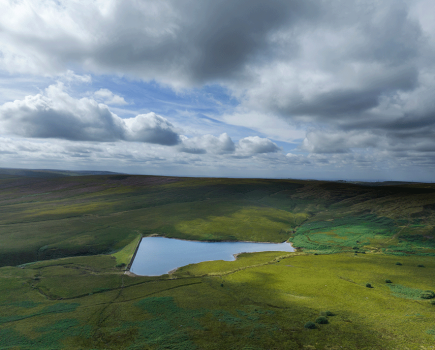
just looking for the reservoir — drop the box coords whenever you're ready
[129,236,295,276]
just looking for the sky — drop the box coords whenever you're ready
[0,0,434,181]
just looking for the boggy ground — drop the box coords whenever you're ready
[0,172,435,349]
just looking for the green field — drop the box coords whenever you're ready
[0,171,435,349]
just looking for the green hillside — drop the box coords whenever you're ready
[0,174,434,349]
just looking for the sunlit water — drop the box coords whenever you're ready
[129,236,295,276]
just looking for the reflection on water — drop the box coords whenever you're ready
[130,236,295,276]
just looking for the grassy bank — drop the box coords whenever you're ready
[112,234,142,268]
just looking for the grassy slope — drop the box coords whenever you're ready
[0,174,435,349]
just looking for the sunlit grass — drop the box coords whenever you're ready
[112,234,142,266]
[175,207,308,242]
[1,251,435,349]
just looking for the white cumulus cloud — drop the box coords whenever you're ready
[179,133,235,154]
[0,83,180,145]
[236,136,281,155]
[93,88,127,105]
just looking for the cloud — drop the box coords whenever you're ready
[301,130,381,154]
[297,73,435,156]
[1,1,433,127]
[123,114,180,145]
[286,153,311,165]
[59,70,92,83]
[1,0,435,176]
[0,83,180,145]
[93,89,127,105]
[0,0,314,85]
[179,133,281,158]
[220,110,305,143]
[179,133,235,154]
[236,136,281,155]
[1,135,434,181]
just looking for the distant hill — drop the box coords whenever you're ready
[0,167,121,178]
[348,180,420,186]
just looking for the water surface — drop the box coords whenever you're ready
[130,236,295,276]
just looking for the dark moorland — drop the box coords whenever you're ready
[0,169,434,349]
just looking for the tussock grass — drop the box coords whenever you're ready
[387,284,425,300]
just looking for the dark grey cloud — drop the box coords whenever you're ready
[178,147,207,155]
[0,84,180,145]
[0,0,315,85]
[301,130,380,154]
[286,65,419,119]
[176,0,312,83]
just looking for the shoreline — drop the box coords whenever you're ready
[128,236,295,277]
[142,234,292,245]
